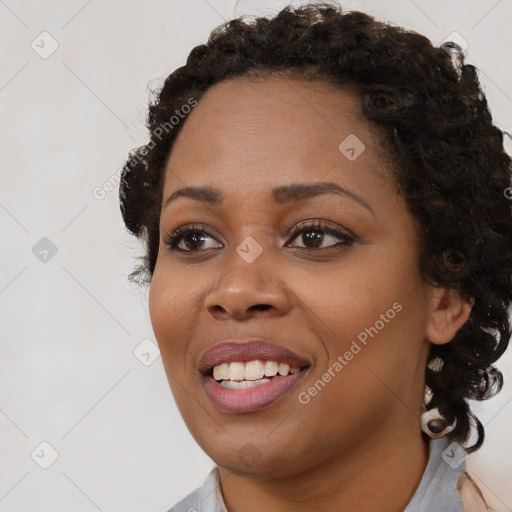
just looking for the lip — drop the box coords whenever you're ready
[197,339,312,414]
[197,340,311,374]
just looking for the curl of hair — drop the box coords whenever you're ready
[119,1,512,453]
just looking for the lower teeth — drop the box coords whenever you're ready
[219,378,271,389]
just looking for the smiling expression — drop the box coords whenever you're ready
[148,76,438,476]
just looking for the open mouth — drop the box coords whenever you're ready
[198,340,312,413]
[202,360,310,413]
[210,359,303,389]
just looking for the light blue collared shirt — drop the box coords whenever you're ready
[167,437,466,512]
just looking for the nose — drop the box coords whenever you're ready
[204,250,293,320]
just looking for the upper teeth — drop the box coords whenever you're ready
[212,360,301,381]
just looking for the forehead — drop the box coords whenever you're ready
[163,76,388,202]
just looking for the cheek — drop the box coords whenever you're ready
[294,291,424,448]
[297,249,427,388]
[148,264,197,370]
[297,248,419,340]
[148,268,205,419]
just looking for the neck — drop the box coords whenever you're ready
[218,428,430,512]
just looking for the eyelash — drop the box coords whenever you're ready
[163,220,357,254]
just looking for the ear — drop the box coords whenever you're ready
[426,287,474,345]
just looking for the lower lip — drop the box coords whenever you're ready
[202,370,308,413]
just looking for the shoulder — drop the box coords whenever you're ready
[457,472,489,512]
[164,487,201,512]
[164,467,223,512]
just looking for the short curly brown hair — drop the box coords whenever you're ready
[119,2,512,453]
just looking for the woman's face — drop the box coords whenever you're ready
[149,76,438,476]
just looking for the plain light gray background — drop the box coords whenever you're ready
[1,0,511,511]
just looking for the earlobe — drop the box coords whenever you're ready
[426,287,474,345]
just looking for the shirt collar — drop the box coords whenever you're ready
[189,436,466,512]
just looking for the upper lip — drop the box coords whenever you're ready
[197,339,312,376]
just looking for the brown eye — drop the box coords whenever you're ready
[165,226,223,252]
[287,221,356,250]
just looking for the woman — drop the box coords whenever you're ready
[119,3,512,511]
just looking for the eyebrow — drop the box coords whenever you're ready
[163,181,375,216]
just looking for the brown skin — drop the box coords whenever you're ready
[148,77,473,512]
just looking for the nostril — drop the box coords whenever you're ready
[250,304,271,311]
